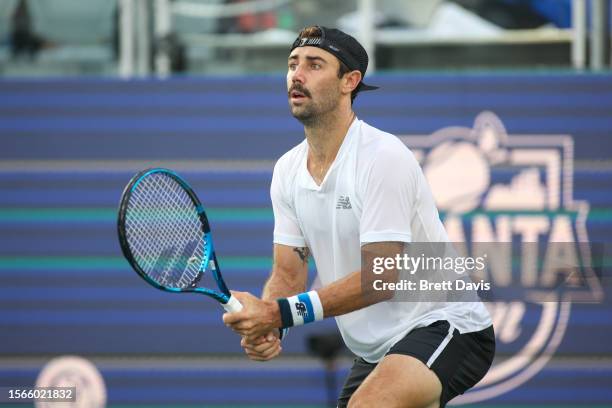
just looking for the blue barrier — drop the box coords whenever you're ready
[0,73,611,406]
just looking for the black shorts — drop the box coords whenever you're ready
[337,321,495,408]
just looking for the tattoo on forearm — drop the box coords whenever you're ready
[293,247,310,264]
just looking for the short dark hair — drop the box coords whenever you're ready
[296,26,359,103]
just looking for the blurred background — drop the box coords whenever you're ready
[0,0,611,407]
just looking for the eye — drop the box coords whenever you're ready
[288,63,297,71]
[311,64,321,70]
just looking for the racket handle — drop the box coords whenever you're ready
[222,295,243,313]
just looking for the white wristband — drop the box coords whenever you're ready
[285,290,324,326]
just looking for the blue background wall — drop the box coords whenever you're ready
[0,73,611,406]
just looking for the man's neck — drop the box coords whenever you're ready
[304,105,355,165]
[303,104,355,185]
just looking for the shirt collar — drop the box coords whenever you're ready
[298,117,360,191]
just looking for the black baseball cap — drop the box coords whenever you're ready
[290,26,379,93]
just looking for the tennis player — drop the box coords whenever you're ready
[223,26,495,408]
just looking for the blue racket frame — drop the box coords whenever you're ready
[118,168,232,304]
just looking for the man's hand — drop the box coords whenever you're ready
[222,291,282,342]
[241,331,282,361]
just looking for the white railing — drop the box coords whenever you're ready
[117,0,609,78]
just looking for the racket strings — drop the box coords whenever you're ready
[124,173,207,288]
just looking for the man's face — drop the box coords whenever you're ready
[287,46,343,124]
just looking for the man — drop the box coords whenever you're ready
[223,26,495,408]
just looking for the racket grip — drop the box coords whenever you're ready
[222,295,243,313]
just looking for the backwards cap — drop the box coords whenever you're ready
[290,26,379,93]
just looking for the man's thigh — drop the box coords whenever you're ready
[347,354,441,408]
[337,321,495,407]
[337,358,376,408]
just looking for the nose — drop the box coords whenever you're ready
[290,64,306,84]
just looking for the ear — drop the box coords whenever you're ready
[341,70,362,96]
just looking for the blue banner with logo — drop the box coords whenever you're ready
[0,73,611,406]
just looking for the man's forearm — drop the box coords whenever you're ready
[262,245,309,301]
[261,268,306,301]
[299,242,402,319]
[314,242,402,318]
[317,268,395,318]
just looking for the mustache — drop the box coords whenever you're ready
[288,84,311,98]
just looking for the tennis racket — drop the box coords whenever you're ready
[117,168,242,312]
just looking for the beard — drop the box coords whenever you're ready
[288,83,341,127]
[290,103,318,126]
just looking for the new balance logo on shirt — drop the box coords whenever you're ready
[336,195,352,209]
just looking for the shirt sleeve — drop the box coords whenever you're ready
[359,143,418,244]
[271,161,306,247]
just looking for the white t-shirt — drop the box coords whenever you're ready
[271,118,491,362]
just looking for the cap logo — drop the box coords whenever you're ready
[299,37,322,47]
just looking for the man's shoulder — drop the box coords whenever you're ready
[274,139,307,175]
[358,120,416,163]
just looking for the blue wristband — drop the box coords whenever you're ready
[277,291,324,328]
